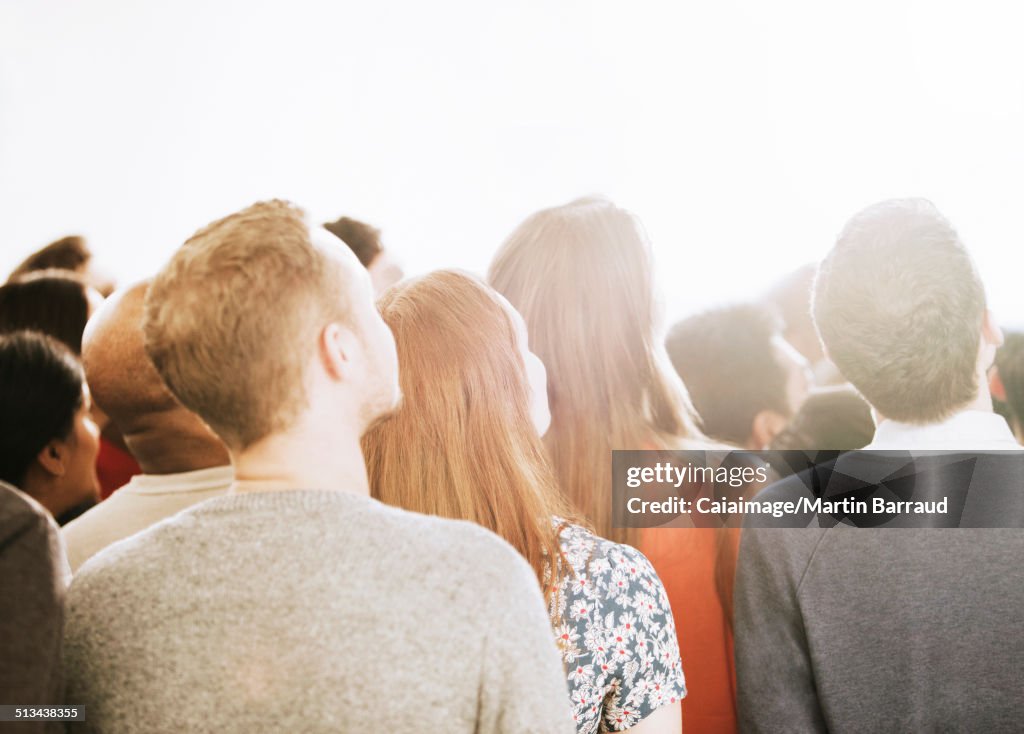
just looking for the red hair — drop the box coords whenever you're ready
[362,270,574,602]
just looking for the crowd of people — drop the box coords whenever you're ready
[1,196,1023,733]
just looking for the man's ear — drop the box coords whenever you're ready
[990,367,1008,402]
[750,410,787,450]
[319,322,359,382]
[36,439,69,478]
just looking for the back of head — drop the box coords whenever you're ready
[0,331,84,487]
[323,216,382,268]
[666,304,790,446]
[770,387,875,452]
[143,200,352,450]
[813,198,986,424]
[83,281,227,472]
[9,236,114,297]
[488,196,698,537]
[362,269,567,589]
[9,236,91,279]
[0,271,94,354]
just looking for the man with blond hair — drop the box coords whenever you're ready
[63,201,573,733]
[736,199,1024,732]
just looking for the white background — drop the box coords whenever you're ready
[2,0,1023,326]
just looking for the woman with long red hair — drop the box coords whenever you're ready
[362,270,685,734]
[489,198,741,734]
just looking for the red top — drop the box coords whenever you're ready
[639,526,740,734]
[96,437,141,499]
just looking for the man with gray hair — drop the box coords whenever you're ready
[735,199,1023,732]
[813,198,1009,446]
[63,201,573,733]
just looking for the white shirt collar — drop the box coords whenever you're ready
[867,410,1021,451]
[121,465,234,496]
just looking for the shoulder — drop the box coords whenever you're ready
[378,501,539,585]
[60,490,132,552]
[0,484,65,561]
[363,504,548,623]
[559,523,660,581]
[69,501,205,609]
[0,483,67,579]
[0,483,53,540]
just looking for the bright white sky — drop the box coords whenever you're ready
[2,0,1023,326]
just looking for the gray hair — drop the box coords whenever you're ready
[813,198,986,423]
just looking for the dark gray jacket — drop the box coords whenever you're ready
[735,453,1024,733]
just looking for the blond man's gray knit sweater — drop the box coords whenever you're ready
[64,490,574,734]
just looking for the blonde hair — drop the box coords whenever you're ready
[488,197,701,542]
[361,270,573,601]
[144,200,349,450]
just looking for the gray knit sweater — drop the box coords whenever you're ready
[64,490,574,733]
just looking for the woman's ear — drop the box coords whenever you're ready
[36,439,70,478]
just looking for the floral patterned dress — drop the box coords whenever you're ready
[548,523,686,733]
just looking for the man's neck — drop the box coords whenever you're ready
[961,384,995,415]
[230,421,369,497]
[127,432,231,476]
[123,410,232,475]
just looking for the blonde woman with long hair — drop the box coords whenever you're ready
[362,270,685,734]
[487,197,702,544]
[489,198,742,734]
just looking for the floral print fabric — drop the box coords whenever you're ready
[549,523,687,733]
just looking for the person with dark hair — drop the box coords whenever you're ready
[769,387,875,454]
[323,216,403,294]
[10,235,91,276]
[0,271,101,354]
[0,271,141,496]
[666,304,810,449]
[0,331,101,525]
[8,235,115,296]
[736,199,1024,733]
[992,331,1024,441]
